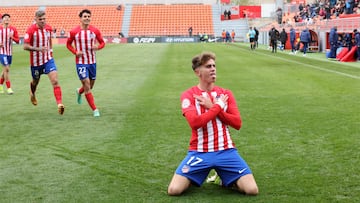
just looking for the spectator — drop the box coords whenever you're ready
[231,29,235,42]
[242,9,248,18]
[289,26,296,54]
[221,29,226,43]
[198,32,203,42]
[330,0,337,7]
[345,0,354,14]
[203,33,209,42]
[350,30,357,50]
[254,27,259,48]
[279,28,288,51]
[295,37,301,54]
[225,30,231,43]
[306,17,313,25]
[299,3,304,12]
[325,3,331,19]
[60,28,65,37]
[319,7,326,19]
[334,1,344,17]
[276,7,283,24]
[224,10,228,20]
[354,29,360,60]
[248,27,256,50]
[329,26,339,58]
[343,32,353,49]
[199,32,208,43]
[116,4,122,11]
[300,28,311,56]
[188,26,193,37]
[269,26,279,53]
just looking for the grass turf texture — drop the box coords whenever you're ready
[0,43,359,202]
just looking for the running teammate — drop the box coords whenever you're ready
[23,10,65,115]
[0,13,19,94]
[66,9,105,117]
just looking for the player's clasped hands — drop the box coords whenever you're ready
[193,93,228,109]
[217,94,228,104]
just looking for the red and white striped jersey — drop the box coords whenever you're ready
[24,24,53,66]
[66,25,105,64]
[181,86,242,152]
[0,25,19,56]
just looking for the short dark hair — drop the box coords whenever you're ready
[2,13,10,19]
[79,9,91,18]
[35,10,45,17]
[191,52,216,70]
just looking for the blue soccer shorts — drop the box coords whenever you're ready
[0,54,12,66]
[30,59,57,80]
[76,63,97,80]
[175,148,252,187]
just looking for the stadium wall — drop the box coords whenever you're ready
[1,0,217,6]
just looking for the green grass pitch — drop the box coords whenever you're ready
[0,42,359,202]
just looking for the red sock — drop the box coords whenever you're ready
[6,81,11,88]
[85,92,97,110]
[0,78,4,85]
[53,86,63,104]
[78,87,84,94]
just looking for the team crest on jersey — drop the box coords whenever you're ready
[24,33,29,40]
[181,98,190,109]
[181,165,190,173]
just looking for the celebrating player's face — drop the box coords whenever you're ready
[198,59,216,83]
[2,16,10,24]
[35,15,46,28]
[81,13,91,25]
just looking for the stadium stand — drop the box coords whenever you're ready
[46,5,124,37]
[128,4,214,37]
[316,17,360,32]
[1,0,216,7]
[0,7,39,36]
[0,5,124,37]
